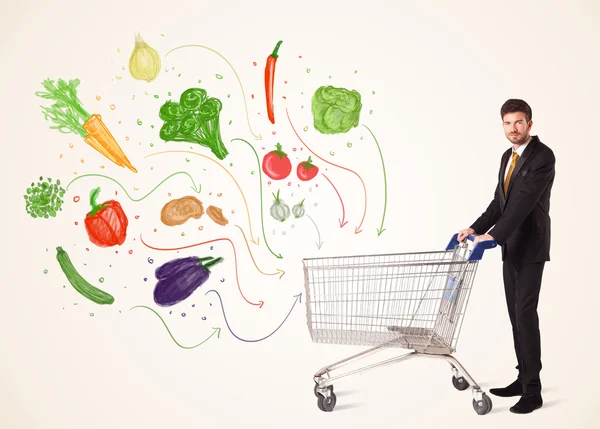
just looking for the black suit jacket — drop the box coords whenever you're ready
[470,135,555,263]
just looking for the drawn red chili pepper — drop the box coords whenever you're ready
[265,40,283,124]
[84,186,129,247]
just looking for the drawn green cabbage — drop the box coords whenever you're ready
[311,86,362,134]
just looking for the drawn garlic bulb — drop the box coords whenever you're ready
[270,190,290,222]
[292,199,305,218]
[128,32,161,82]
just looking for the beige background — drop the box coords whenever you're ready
[1,0,599,428]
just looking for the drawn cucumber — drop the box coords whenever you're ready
[56,246,115,305]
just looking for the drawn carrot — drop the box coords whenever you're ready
[264,40,283,124]
[36,78,138,173]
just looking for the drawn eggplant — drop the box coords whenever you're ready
[153,256,223,307]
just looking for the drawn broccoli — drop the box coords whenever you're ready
[158,88,229,160]
[311,86,363,134]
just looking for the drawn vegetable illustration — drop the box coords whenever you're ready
[297,156,319,181]
[264,40,283,124]
[56,246,115,305]
[312,86,362,134]
[24,177,65,219]
[128,31,161,82]
[35,78,138,172]
[161,196,204,226]
[154,256,224,307]
[84,187,129,247]
[206,206,229,226]
[292,199,306,218]
[159,88,229,160]
[270,190,290,222]
[262,143,291,180]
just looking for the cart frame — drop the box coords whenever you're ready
[303,234,497,415]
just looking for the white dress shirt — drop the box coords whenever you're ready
[504,136,532,181]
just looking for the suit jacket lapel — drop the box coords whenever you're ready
[504,136,539,203]
[498,149,511,208]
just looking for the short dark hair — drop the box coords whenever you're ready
[500,99,532,122]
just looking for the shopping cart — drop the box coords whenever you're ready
[303,234,497,415]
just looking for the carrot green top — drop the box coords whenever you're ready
[35,78,93,138]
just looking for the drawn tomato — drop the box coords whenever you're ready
[262,143,292,180]
[297,156,319,181]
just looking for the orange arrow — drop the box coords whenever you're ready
[140,234,264,308]
[145,150,260,245]
[234,225,285,279]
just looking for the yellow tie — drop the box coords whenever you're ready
[504,151,520,195]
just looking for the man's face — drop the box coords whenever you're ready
[502,112,532,146]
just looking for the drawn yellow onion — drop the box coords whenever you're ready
[128,32,161,82]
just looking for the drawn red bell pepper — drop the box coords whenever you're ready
[265,40,283,124]
[84,186,128,247]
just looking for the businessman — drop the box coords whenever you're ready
[457,99,555,414]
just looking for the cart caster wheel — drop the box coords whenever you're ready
[317,392,337,412]
[452,375,470,391]
[473,393,492,415]
[314,383,333,397]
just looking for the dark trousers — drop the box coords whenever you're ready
[502,260,545,394]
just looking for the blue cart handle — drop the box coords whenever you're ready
[446,233,497,261]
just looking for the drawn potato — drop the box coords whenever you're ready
[160,196,204,226]
[206,205,229,226]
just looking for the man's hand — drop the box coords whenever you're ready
[474,233,494,245]
[457,228,475,243]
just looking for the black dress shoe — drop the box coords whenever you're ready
[489,379,523,397]
[510,393,543,414]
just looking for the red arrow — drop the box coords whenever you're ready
[321,173,348,228]
[286,108,366,234]
[140,234,264,308]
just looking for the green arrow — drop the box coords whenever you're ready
[363,125,387,237]
[130,305,220,349]
[66,172,201,202]
[231,138,283,259]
